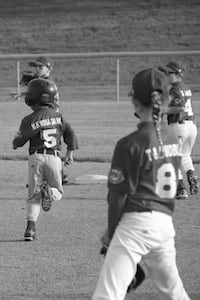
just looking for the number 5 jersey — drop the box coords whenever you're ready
[12,106,78,154]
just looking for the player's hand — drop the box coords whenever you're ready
[64,150,74,165]
[100,229,110,256]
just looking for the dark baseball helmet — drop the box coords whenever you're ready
[164,61,186,76]
[25,78,57,107]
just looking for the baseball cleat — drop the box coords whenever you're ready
[127,264,146,293]
[41,182,53,211]
[188,175,200,195]
[24,229,36,241]
[176,188,188,200]
[24,221,36,241]
[62,174,69,185]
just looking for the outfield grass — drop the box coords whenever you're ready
[0,99,200,299]
[1,96,200,163]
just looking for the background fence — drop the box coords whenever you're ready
[0,50,200,102]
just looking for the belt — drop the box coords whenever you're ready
[31,148,60,157]
[169,116,194,125]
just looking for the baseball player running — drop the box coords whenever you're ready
[12,78,78,241]
[161,61,199,199]
[92,69,191,300]
[20,56,69,184]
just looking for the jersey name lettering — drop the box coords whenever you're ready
[180,89,192,98]
[145,143,182,162]
[31,117,62,130]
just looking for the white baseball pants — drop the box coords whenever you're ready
[26,153,63,222]
[168,121,197,173]
[92,211,191,300]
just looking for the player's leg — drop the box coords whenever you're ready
[93,211,164,300]
[176,169,188,200]
[41,154,63,211]
[168,123,188,199]
[92,229,141,300]
[24,154,44,241]
[144,231,191,300]
[181,122,199,194]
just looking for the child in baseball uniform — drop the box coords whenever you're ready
[18,56,59,107]
[12,78,78,241]
[92,69,191,300]
[162,61,199,199]
[21,56,69,184]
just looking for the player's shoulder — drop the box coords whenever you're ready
[20,110,37,125]
[116,128,144,155]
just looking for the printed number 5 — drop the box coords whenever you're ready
[155,163,177,199]
[42,128,57,148]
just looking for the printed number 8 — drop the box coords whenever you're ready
[155,163,177,199]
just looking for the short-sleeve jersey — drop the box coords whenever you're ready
[108,122,182,215]
[167,81,194,124]
[13,106,78,155]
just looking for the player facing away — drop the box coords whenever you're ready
[21,56,69,184]
[12,78,78,241]
[92,69,191,300]
[162,61,199,199]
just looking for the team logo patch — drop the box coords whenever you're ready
[109,168,125,184]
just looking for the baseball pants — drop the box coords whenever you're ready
[92,211,190,300]
[27,152,63,222]
[168,121,197,173]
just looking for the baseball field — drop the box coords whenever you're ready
[0,99,200,300]
[0,1,200,299]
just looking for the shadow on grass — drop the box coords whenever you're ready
[0,239,25,242]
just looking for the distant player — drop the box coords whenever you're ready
[92,69,191,300]
[14,56,59,108]
[12,78,78,241]
[161,60,199,199]
[26,56,60,110]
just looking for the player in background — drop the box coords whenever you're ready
[12,78,78,241]
[14,56,59,108]
[161,61,199,199]
[92,69,191,300]
[27,56,60,110]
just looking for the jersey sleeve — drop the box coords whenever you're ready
[12,119,30,148]
[61,116,78,150]
[169,85,185,107]
[108,141,140,195]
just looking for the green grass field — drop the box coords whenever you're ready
[0,99,200,299]
[1,95,200,162]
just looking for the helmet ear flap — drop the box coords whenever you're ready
[39,93,50,105]
[25,94,37,107]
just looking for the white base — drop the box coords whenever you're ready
[68,174,108,185]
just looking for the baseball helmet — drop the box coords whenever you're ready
[25,78,57,107]
[164,61,186,76]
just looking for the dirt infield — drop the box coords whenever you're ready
[0,160,200,300]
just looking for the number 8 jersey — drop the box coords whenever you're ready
[108,121,182,216]
[13,106,78,154]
